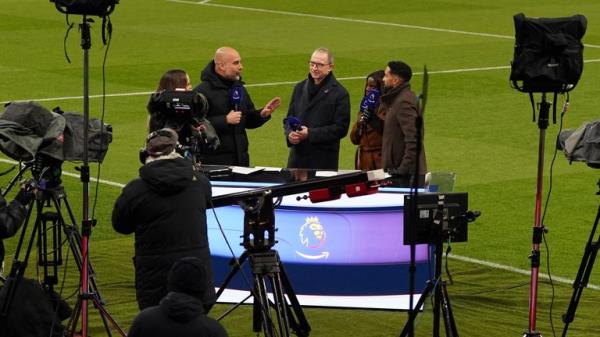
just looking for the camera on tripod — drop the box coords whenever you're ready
[0,101,112,187]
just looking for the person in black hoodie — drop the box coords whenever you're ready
[193,46,281,166]
[112,128,216,311]
[128,257,228,337]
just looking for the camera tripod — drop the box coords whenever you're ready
[0,174,123,336]
[214,196,311,337]
[400,225,459,337]
[561,185,600,336]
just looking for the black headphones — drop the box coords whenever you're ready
[139,128,179,164]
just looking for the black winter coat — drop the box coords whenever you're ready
[112,157,216,310]
[128,292,228,337]
[285,73,350,170]
[193,61,270,166]
[0,194,27,266]
[0,278,72,337]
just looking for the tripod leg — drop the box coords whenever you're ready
[67,296,82,337]
[254,273,275,337]
[47,190,118,336]
[561,205,600,337]
[278,260,311,337]
[400,281,435,337]
[0,199,38,317]
[215,252,248,301]
[441,281,459,337]
[269,272,291,337]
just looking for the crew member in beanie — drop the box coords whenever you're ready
[380,61,427,186]
[128,257,228,337]
[112,128,216,311]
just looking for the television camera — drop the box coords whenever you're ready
[147,90,219,162]
[557,119,600,169]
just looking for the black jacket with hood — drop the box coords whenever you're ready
[193,61,270,166]
[112,157,215,310]
[128,292,228,337]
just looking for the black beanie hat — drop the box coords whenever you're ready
[167,257,207,298]
[387,61,412,82]
[145,128,178,157]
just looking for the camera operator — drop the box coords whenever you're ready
[0,182,72,337]
[0,181,35,278]
[111,128,216,312]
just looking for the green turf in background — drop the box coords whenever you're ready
[1,0,600,336]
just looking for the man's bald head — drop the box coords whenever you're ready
[214,46,243,81]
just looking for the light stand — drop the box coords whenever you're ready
[509,13,586,336]
[523,93,552,337]
[401,66,428,337]
[49,1,124,333]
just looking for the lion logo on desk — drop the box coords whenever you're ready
[295,216,329,260]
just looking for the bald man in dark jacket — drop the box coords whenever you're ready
[193,47,280,166]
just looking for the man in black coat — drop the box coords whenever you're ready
[112,129,216,311]
[1,183,73,337]
[193,47,281,166]
[285,47,350,170]
[128,257,228,337]
[0,183,34,276]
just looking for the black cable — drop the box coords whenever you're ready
[62,14,74,64]
[91,15,113,220]
[542,92,568,337]
[452,281,529,296]
[444,239,454,285]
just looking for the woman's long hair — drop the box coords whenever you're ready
[156,69,189,92]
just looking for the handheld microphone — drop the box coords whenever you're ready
[364,88,381,112]
[284,116,302,132]
[358,89,381,137]
[229,85,244,111]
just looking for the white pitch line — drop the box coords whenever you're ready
[167,0,600,49]
[5,60,600,104]
[0,158,125,188]
[0,156,595,290]
[449,254,599,290]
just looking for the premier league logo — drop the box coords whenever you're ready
[232,89,241,101]
[295,216,329,260]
